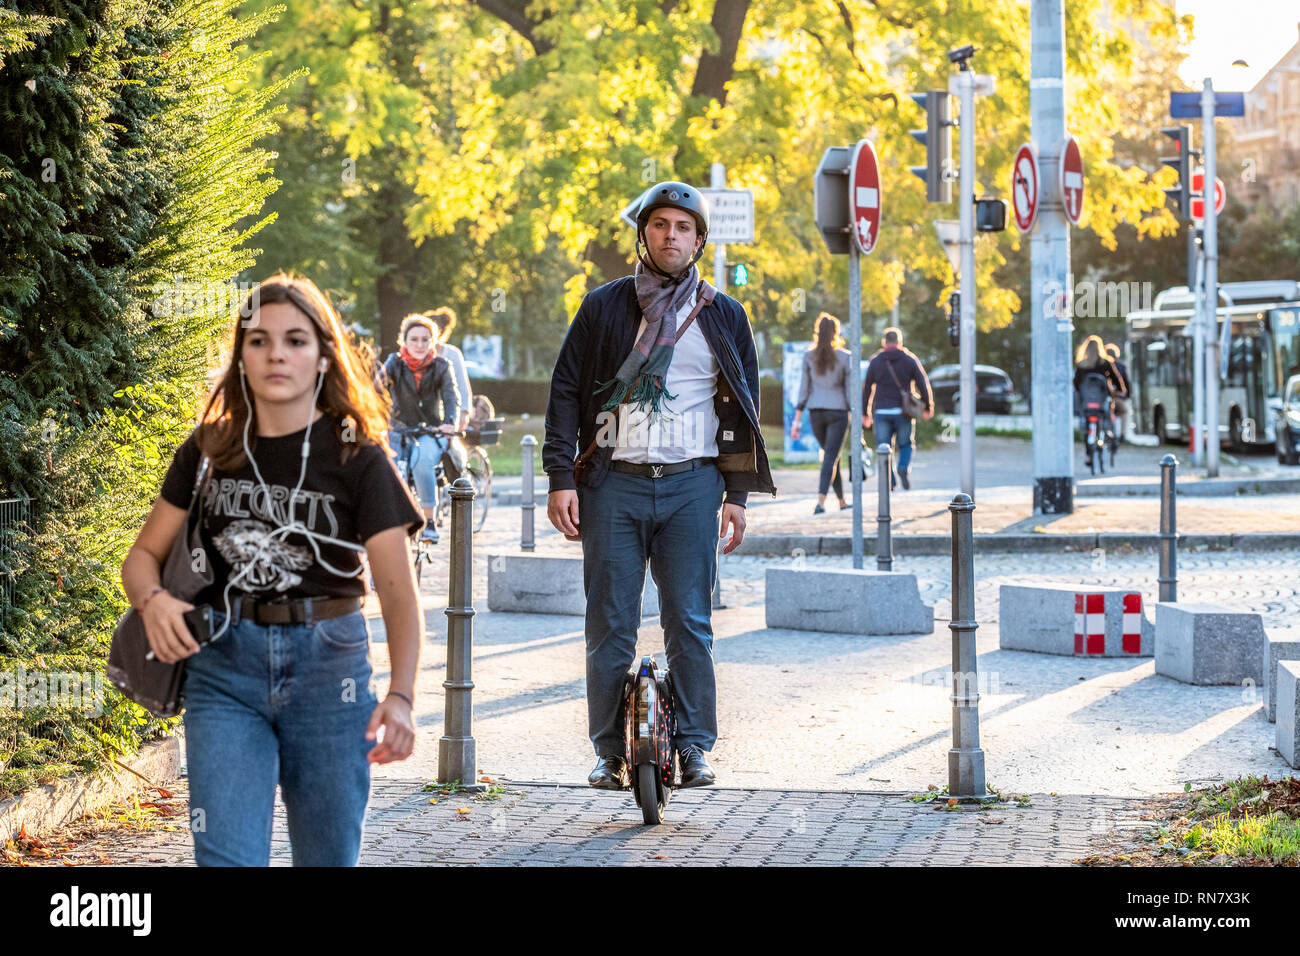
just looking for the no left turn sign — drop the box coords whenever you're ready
[1011,142,1039,234]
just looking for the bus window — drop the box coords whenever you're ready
[1272,308,1300,392]
[1227,338,1248,388]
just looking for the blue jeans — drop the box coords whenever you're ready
[391,432,447,510]
[873,413,914,485]
[577,465,725,756]
[181,609,378,866]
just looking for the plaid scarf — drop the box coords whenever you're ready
[598,262,706,418]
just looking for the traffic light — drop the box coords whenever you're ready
[947,291,960,347]
[1160,124,1196,218]
[909,90,952,203]
[730,263,750,286]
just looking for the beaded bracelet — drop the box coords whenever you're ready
[138,586,167,613]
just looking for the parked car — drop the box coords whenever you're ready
[927,364,1016,414]
[1275,373,1300,465]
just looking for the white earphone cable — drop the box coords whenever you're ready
[208,362,365,644]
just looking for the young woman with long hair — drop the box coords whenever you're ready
[792,312,853,513]
[120,273,424,867]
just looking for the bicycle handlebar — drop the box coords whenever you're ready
[391,424,466,438]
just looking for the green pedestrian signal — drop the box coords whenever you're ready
[731,263,750,286]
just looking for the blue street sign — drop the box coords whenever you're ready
[1170,91,1245,118]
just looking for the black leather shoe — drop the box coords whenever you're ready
[898,469,911,490]
[588,754,628,790]
[677,745,715,788]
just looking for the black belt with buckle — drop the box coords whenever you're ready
[608,457,717,479]
[232,594,362,626]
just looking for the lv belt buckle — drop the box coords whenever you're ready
[650,464,665,478]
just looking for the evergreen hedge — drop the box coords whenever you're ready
[0,0,286,797]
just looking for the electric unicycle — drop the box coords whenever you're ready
[621,655,677,825]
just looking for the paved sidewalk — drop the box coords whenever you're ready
[52,776,1152,867]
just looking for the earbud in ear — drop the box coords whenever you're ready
[238,360,245,373]
[318,358,328,373]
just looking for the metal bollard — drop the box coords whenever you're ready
[438,477,484,791]
[877,443,893,571]
[520,434,537,552]
[947,492,986,800]
[1158,454,1178,603]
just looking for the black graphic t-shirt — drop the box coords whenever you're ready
[160,418,422,606]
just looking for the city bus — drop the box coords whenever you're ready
[1125,280,1300,450]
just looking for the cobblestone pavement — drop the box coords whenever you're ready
[354,546,1300,799]
[745,493,1300,536]
[51,777,1151,867]
[716,549,1300,627]
[66,465,1295,866]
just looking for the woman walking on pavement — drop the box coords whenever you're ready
[120,274,425,866]
[792,312,852,514]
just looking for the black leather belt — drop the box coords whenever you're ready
[232,594,361,626]
[608,457,716,479]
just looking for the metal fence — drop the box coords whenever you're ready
[0,497,31,622]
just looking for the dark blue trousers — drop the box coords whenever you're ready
[578,464,725,756]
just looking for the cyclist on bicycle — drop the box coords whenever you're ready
[380,314,460,542]
[1073,334,1126,438]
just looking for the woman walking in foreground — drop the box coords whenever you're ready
[120,274,424,866]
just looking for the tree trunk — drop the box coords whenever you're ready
[690,0,750,105]
[586,238,634,289]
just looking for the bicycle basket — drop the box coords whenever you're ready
[464,416,504,447]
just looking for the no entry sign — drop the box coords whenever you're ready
[849,139,881,255]
[1059,135,1084,225]
[1011,142,1039,234]
[1190,168,1226,222]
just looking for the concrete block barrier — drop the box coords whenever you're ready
[1264,629,1300,723]
[1276,661,1300,768]
[764,567,933,635]
[486,554,659,616]
[1154,603,1266,686]
[997,584,1153,657]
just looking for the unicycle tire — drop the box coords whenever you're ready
[636,763,665,825]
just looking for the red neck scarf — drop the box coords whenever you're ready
[400,345,435,387]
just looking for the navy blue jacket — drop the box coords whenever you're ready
[543,276,775,507]
[862,346,933,415]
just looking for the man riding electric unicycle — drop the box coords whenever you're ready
[543,181,775,823]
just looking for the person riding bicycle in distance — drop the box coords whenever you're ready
[544,180,775,792]
[381,314,460,543]
[1073,334,1126,433]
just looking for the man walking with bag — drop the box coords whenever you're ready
[544,181,775,790]
[862,327,933,490]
